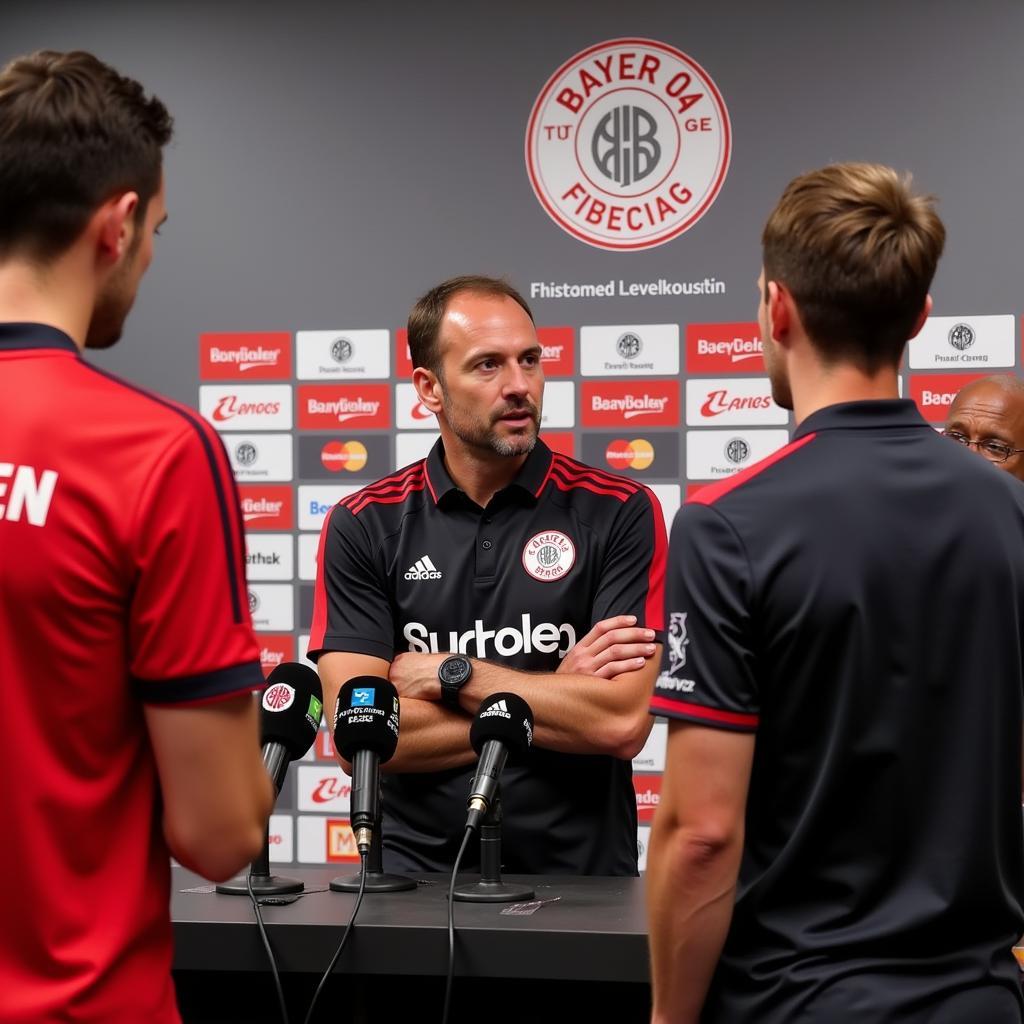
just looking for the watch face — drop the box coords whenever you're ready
[439,656,471,686]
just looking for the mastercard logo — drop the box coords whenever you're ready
[605,438,654,470]
[321,440,368,473]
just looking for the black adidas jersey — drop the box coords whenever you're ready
[654,401,1024,1022]
[310,438,666,875]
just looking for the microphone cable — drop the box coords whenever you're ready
[442,826,475,1024]
[302,851,368,1024]
[247,872,290,1024]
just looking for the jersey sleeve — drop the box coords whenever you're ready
[650,501,759,732]
[307,503,394,662]
[129,421,262,704]
[590,486,667,641]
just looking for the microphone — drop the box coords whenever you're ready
[466,693,534,831]
[260,662,324,794]
[333,677,400,855]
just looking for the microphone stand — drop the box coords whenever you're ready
[330,784,417,893]
[216,821,305,896]
[453,792,534,903]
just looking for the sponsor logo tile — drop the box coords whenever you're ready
[685,322,762,372]
[684,377,788,426]
[908,314,1015,369]
[239,484,294,531]
[685,429,790,480]
[224,433,293,482]
[200,384,292,431]
[200,332,291,380]
[296,384,390,429]
[296,329,391,379]
[581,380,680,426]
[580,324,680,376]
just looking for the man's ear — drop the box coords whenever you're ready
[93,191,139,264]
[412,366,444,412]
[767,280,794,346]
[908,294,933,340]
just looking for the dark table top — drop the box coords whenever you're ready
[172,865,651,983]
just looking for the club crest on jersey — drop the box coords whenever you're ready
[522,530,576,582]
[667,612,689,676]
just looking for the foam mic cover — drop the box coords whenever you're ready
[334,676,400,764]
[260,662,324,759]
[469,692,534,763]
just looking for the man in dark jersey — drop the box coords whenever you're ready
[946,375,1024,481]
[310,275,666,875]
[648,163,1024,1022]
[0,52,273,1024]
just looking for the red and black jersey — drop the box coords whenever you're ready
[0,323,262,1024]
[310,437,665,876]
[654,400,1024,1021]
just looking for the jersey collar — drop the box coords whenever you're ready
[794,399,930,438]
[425,437,554,509]
[0,322,79,353]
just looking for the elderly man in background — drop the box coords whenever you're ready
[944,374,1024,480]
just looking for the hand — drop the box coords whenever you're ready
[389,652,446,701]
[558,615,657,679]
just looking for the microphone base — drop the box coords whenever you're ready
[215,873,305,896]
[330,870,417,893]
[452,879,534,903]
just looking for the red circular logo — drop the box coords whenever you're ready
[526,38,731,251]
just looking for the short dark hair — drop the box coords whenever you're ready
[0,50,173,262]
[407,275,534,375]
[762,162,946,372]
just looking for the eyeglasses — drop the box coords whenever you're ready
[942,430,1024,464]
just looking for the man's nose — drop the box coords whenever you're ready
[503,361,530,397]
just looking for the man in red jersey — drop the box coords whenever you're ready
[310,276,666,875]
[648,164,1024,1022]
[0,51,273,1024]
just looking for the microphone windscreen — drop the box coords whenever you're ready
[260,662,324,759]
[469,692,534,759]
[334,676,400,764]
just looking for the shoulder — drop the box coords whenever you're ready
[540,451,647,505]
[330,460,430,524]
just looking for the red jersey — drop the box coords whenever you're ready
[0,323,262,1023]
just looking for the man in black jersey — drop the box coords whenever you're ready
[310,275,666,875]
[648,164,1024,1022]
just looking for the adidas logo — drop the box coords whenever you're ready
[404,555,443,581]
[479,699,511,720]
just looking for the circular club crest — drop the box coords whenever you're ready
[331,337,353,363]
[948,323,975,351]
[725,437,750,464]
[522,530,576,582]
[526,37,731,251]
[262,683,295,713]
[235,441,258,467]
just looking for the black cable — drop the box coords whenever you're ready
[442,826,475,1024]
[303,852,368,1024]
[247,872,290,1024]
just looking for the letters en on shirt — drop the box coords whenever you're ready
[0,463,58,525]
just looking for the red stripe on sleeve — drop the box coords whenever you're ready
[642,486,667,631]
[650,695,759,729]
[689,433,816,506]
[308,509,333,650]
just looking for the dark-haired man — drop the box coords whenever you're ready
[310,275,665,876]
[648,164,1024,1021]
[0,51,272,1023]
[945,374,1024,480]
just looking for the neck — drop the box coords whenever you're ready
[0,254,94,350]
[438,428,528,508]
[789,352,900,426]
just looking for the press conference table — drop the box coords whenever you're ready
[171,865,652,1023]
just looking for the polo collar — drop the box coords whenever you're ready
[0,322,79,353]
[425,438,553,508]
[794,399,930,439]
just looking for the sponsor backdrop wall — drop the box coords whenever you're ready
[5,1,1022,869]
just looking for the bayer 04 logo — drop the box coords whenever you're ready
[526,38,731,251]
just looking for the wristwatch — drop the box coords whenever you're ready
[438,654,473,709]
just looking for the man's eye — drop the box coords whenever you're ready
[982,441,1012,458]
